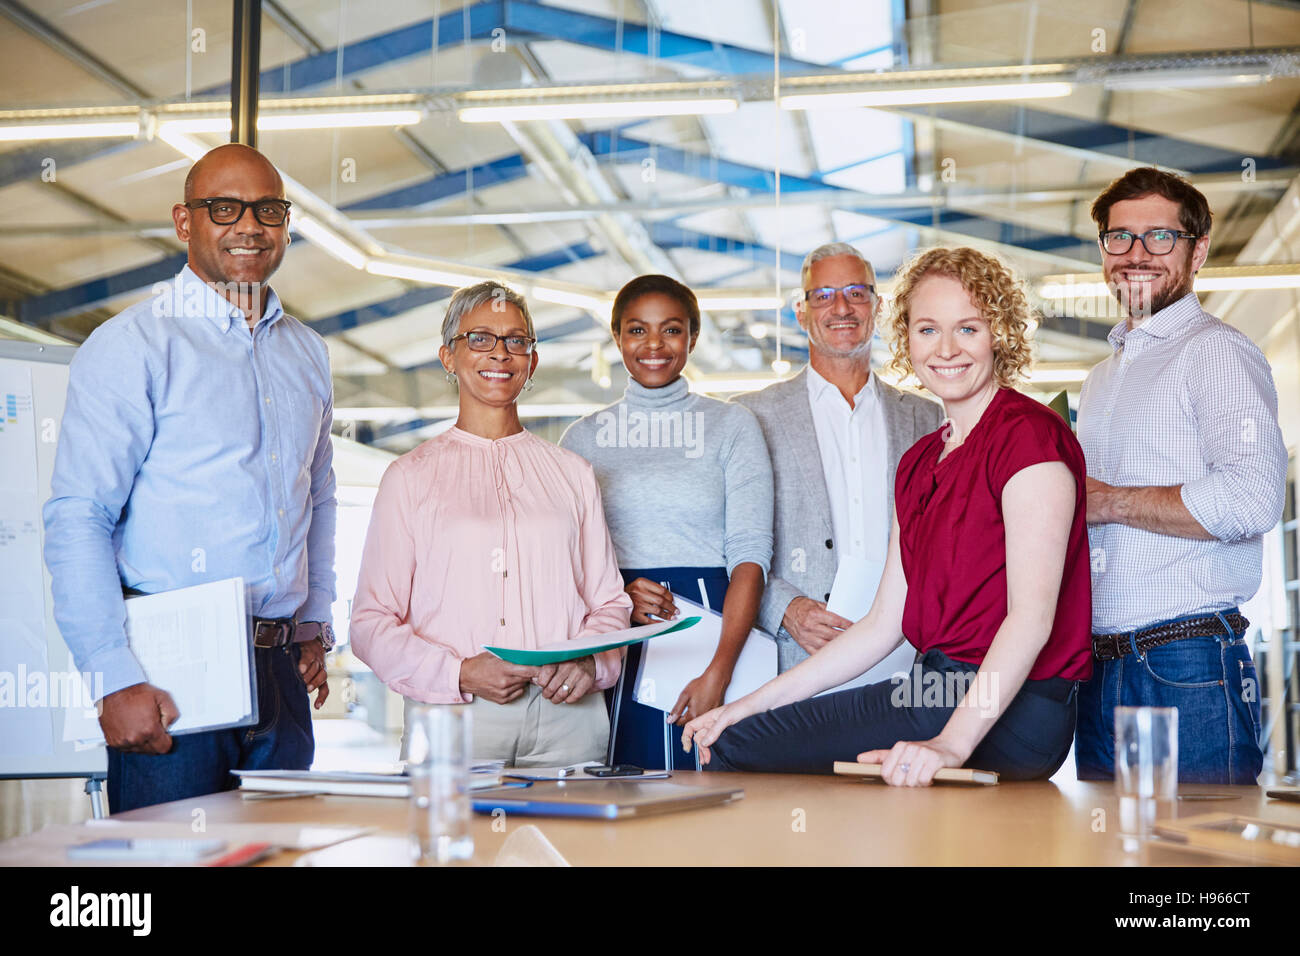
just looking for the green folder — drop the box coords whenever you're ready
[485,616,701,665]
[1047,389,1074,431]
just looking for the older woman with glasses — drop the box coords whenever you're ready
[350,281,633,766]
[682,247,1093,785]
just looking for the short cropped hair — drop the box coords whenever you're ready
[800,242,876,291]
[1090,166,1212,238]
[884,246,1034,390]
[441,280,534,350]
[610,274,700,337]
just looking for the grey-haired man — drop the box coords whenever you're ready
[734,243,943,674]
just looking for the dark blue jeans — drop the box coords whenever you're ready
[1075,609,1263,785]
[707,648,1077,781]
[107,643,315,813]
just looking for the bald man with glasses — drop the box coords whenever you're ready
[44,144,337,811]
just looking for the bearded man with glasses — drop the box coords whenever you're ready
[734,243,943,677]
[1075,166,1287,784]
[44,144,337,811]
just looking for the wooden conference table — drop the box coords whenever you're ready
[101,770,1293,866]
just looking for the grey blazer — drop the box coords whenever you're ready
[733,367,945,672]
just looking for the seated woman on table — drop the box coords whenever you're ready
[682,247,1093,785]
[560,275,773,770]
[350,281,633,767]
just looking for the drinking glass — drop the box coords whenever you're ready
[407,704,473,864]
[1114,706,1178,853]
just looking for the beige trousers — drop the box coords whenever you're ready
[401,684,609,767]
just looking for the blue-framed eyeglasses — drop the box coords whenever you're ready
[804,283,875,308]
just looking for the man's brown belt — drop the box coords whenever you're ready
[252,618,298,648]
[1091,611,1248,663]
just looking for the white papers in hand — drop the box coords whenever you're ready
[73,578,253,743]
[633,595,776,713]
[820,555,914,696]
[826,554,884,623]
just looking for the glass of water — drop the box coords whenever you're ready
[1114,706,1178,853]
[407,704,474,865]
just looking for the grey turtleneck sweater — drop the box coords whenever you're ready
[560,376,773,576]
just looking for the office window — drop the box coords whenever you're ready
[1257,456,1299,780]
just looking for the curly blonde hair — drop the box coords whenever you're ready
[884,247,1034,390]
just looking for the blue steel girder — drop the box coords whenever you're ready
[583,136,1098,264]
[648,221,805,275]
[342,153,530,211]
[578,131,830,194]
[308,241,603,338]
[228,0,825,98]
[17,251,189,325]
[16,241,599,331]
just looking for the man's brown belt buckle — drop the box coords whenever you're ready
[252,619,295,648]
[1092,612,1248,663]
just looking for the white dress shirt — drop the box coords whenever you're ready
[806,366,890,563]
[1078,292,1286,633]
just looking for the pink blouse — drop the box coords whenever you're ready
[350,426,633,703]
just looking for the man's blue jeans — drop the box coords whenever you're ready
[1075,609,1263,785]
[107,643,315,813]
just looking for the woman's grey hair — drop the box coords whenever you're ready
[440,280,535,349]
[800,242,876,290]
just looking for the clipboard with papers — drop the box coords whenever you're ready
[632,594,776,712]
[64,577,258,745]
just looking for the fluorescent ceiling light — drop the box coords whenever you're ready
[781,81,1073,110]
[696,295,784,311]
[1040,273,1300,296]
[0,120,139,141]
[1028,367,1090,383]
[459,98,737,123]
[1194,274,1300,291]
[0,315,72,345]
[365,259,486,288]
[1038,281,1112,299]
[531,286,610,311]
[1103,70,1267,92]
[688,375,791,394]
[157,125,210,160]
[294,217,369,269]
[160,110,422,135]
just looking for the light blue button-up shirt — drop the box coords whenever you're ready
[44,266,337,698]
[1078,292,1286,633]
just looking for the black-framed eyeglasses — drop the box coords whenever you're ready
[450,331,537,355]
[1099,228,1200,256]
[804,283,875,308]
[185,197,292,227]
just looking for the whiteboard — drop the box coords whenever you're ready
[0,340,106,780]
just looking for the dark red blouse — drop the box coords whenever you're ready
[895,388,1093,682]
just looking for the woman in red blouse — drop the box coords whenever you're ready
[683,247,1092,785]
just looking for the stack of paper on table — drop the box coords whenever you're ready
[63,577,255,747]
[234,763,509,797]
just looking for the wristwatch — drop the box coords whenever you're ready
[296,621,336,652]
